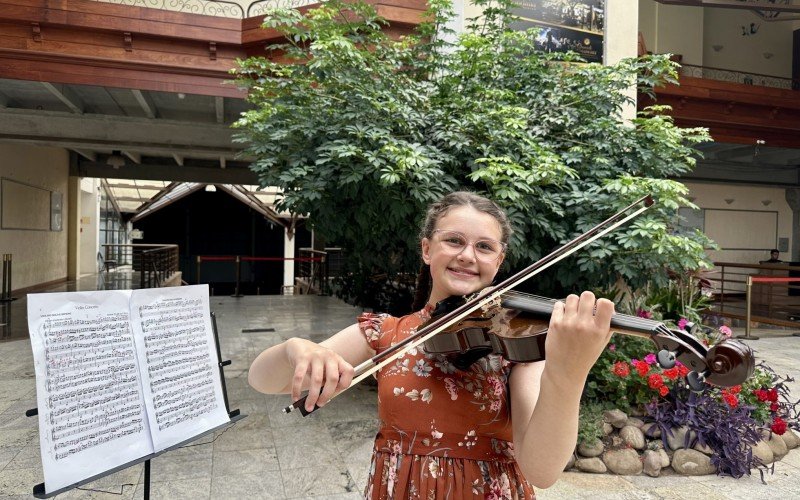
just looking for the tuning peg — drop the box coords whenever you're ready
[686,370,709,392]
[657,349,676,369]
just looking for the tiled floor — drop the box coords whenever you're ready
[1,290,800,499]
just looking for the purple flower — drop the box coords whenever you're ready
[637,308,653,319]
[678,318,688,331]
[608,344,616,352]
[644,353,657,365]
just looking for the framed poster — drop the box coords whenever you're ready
[510,0,604,63]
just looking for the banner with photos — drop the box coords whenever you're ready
[510,0,604,63]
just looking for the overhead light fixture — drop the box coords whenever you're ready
[205,185,217,192]
[106,150,125,169]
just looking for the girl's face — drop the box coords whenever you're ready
[421,205,505,306]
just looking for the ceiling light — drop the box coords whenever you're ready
[106,151,125,169]
[205,185,217,192]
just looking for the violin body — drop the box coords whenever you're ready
[422,291,755,389]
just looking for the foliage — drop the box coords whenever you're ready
[234,0,714,310]
[645,386,764,478]
[577,401,605,446]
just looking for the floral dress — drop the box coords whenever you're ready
[358,305,536,500]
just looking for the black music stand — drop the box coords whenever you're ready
[26,312,244,499]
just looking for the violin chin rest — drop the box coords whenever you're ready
[451,347,493,371]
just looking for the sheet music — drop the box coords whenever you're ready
[28,291,154,494]
[129,285,229,451]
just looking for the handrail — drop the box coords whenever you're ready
[679,64,798,90]
[708,261,800,329]
[102,243,179,289]
[91,0,319,18]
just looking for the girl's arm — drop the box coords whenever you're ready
[248,323,375,412]
[509,291,614,489]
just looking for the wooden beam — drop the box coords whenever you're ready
[41,82,84,113]
[70,149,96,161]
[131,89,157,119]
[215,96,224,124]
[122,151,141,164]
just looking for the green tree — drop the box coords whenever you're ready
[234,0,713,312]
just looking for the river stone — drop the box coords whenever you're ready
[578,438,605,458]
[604,409,628,428]
[643,423,661,439]
[643,449,662,477]
[603,423,614,436]
[752,440,774,464]
[693,442,714,455]
[657,449,671,468]
[672,449,716,475]
[602,448,643,475]
[781,429,800,449]
[565,453,576,470]
[620,425,646,450]
[626,417,645,429]
[575,457,607,473]
[666,426,695,450]
[768,433,788,460]
[629,407,646,417]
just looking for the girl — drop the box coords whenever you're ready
[248,191,614,499]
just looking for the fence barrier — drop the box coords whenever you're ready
[1,254,14,302]
[196,255,326,296]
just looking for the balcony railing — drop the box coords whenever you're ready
[679,64,798,91]
[92,0,318,18]
[102,244,180,289]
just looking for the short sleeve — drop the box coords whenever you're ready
[357,312,397,354]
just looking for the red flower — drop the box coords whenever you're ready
[753,389,769,402]
[770,402,780,412]
[771,416,787,435]
[677,365,689,377]
[722,392,739,408]
[632,360,650,377]
[659,386,669,397]
[612,361,630,378]
[767,388,779,403]
[648,373,664,390]
[729,385,742,394]
[662,367,679,380]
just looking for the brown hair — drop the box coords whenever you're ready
[411,191,512,311]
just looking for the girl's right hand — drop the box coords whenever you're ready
[284,338,355,412]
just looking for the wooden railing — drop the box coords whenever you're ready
[102,244,180,289]
[707,261,800,327]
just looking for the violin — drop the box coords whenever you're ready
[283,195,754,416]
[423,290,754,391]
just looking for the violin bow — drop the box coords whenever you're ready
[285,195,654,415]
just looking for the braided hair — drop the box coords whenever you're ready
[411,192,512,311]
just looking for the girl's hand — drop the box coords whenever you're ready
[284,338,355,412]
[544,291,614,381]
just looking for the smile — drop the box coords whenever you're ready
[448,267,479,278]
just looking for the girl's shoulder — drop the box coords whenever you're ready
[357,306,433,353]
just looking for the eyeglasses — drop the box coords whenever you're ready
[431,229,506,262]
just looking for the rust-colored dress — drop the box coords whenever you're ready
[358,306,536,499]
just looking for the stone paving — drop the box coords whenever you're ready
[1,292,800,499]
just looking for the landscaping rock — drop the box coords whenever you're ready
[603,409,628,428]
[643,423,661,439]
[626,417,645,429]
[565,453,576,470]
[657,449,671,468]
[752,440,774,465]
[781,429,799,450]
[643,450,662,477]
[603,448,643,475]
[620,425,646,450]
[666,426,695,450]
[768,434,788,460]
[575,457,607,473]
[693,442,713,455]
[578,438,604,458]
[671,449,716,475]
[603,423,614,436]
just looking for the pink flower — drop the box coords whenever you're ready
[678,318,688,331]
[637,308,653,319]
[608,344,616,352]
[644,353,657,365]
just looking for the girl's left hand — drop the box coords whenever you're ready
[544,291,614,381]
